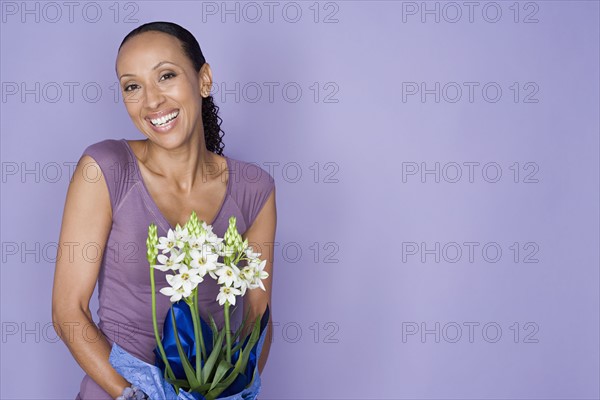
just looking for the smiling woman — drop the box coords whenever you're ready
[51,22,277,400]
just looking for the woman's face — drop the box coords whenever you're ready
[115,31,211,149]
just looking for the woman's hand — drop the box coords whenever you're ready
[51,155,130,398]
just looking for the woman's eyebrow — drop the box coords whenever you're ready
[119,60,180,80]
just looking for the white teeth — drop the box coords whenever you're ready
[150,111,179,126]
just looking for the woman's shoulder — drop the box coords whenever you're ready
[79,138,136,211]
[224,154,275,194]
[80,138,135,178]
[81,138,130,163]
[224,154,275,229]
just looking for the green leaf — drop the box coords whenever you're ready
[223,313,262,368]
[207,313,219,347]
[236,315,262,374]
[231,308,252,344]
[209,359,233,391]
[170,307,202,389]
[204,348,244,399]
[206,332,261,400]
[189,381,213,392]
[165,377,191,389]
[202,327,226,382]
[229,339,244,360]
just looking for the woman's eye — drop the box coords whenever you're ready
[160,72,176,81]
[124,84,139,92]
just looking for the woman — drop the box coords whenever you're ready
[52,21,277,399]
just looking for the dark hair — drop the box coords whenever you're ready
[119,21,225,155]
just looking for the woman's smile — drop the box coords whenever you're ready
[145,108,180,133]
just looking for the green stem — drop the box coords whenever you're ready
[188,290,206,384]
[233,252,246,265]
[194,289,207,358]
[224,301,232,363]
[150,265,177,387]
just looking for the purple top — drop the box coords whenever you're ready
[74,139,275,399]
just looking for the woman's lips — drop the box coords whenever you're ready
[147,110,180,133]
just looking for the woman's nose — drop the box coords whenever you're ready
[144,84,165,109]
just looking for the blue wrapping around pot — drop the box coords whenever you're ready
[109,303,270,400]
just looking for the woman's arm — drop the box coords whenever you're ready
[51,155,130,398]
[242,188,277,374]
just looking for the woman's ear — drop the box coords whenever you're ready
[199,63,213,97]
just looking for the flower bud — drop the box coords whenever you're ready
[146,223,158,265]
[224,216,237,247]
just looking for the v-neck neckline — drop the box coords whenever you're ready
[120,138,231,231]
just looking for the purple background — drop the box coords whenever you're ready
[1,1,599,399]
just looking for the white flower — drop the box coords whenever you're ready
[153,249,185,272]
[173,225,189,245]
[166,265,203,293]
[245,246,261,260]
[248,259,269,291]
[206,231,223,246]
[216,285,242,306]
[237,266,254,296]
[201,221,213,234]
[190,248,219,279]
[160,284,192,303]
[157,229,178,254]
[186,232,208,251]
[215,263,241,288]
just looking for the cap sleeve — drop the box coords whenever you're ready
[80,139,132,214]
[234,160,276,229]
